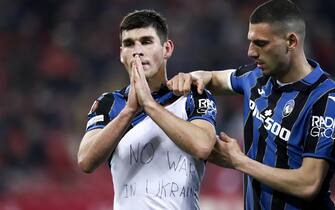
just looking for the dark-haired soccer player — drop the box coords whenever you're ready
[77,10,217,210]
[167,0,335,209]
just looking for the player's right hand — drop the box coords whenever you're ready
[126,62,141,114]
[166,72,205,96]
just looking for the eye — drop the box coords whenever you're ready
[142,39,153,45]
[122,40,134,47]
[254,40,268,47]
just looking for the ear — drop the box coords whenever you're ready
[120,46,124,63]
[163,40,174,59]
[287,33,298,51]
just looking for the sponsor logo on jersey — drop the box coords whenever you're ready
[249,100,291,141]
[310,116,335,140]
[196,98,216,115]
[282,99,295,117]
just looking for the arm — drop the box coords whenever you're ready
[78,66,140,173]
[209,132,329,200]
[77,107,136,173]
[166,69,235,95]
[145,102,216,159]
[238,155,329,200]
[191,70,235,95]
[132,56,216,159]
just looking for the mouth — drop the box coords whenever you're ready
[256,61,265,69]
[141,61,150,68]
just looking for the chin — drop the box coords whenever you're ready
[144,71,154,79]
[261,68,271,76]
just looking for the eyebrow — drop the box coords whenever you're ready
[122,35,155,44]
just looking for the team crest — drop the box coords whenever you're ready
[282,99,295,117]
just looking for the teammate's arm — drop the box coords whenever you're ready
[238,155,328,200]
[166,69,236,95]
[211,132,329,200]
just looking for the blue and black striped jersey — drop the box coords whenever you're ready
[230,59,335,210]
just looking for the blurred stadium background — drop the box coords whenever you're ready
[0,0,334,209]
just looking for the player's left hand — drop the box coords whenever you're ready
[208,131,244,169]
[131,55,155,108]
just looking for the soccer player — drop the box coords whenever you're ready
[77,10,217,210]
[167,0,335,209]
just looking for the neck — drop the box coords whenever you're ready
[147,67,167,92]
[277,52,313,83]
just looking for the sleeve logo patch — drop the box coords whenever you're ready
[197,99,216,114]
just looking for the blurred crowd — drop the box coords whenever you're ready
[0,0,334,209]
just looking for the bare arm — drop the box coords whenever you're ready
[132,56,216,159]
[77,107,136,173]
[191,69,235,95]
[167,69,236,95]
[238,155,329,200]
[145,102,216,159]
[209,132,329,200]
[78,64,140,173]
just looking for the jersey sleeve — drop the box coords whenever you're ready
[86,92,115,132]
[185,86,217,126]
[303,91,335,163]
[230,63,257,94]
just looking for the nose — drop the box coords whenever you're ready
[132,42,144,58]
[247,43,259,59]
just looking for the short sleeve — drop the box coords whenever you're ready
[86,93,115,131]
[185,87,217,126]
[230,63,257,94]
[303,91,335,163]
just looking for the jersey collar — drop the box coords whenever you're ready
[122,84,172,100]
[271,59,327,92]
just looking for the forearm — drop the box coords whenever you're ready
[237,155,326,200]
[144,101,216,160]
[78,107,136,172]
[192,70,235,95]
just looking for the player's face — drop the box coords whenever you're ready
[247,23,290,78]
[120,27,172,79]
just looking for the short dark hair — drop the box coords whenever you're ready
[120,10,168,44]
[250,0,305,38]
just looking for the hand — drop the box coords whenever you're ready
[131,55,155,108]
[125,68,140,115]
[166,72,206,95]
[208,131,244,169]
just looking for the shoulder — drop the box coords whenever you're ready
[89,87,128,115]
[185,86,217,122]
[88,92,115,115]
[187,86,216,103]
[235,63,258,77]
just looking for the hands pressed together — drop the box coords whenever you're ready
[126,55,156,113]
